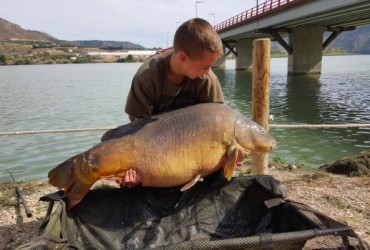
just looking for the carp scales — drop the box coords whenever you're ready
[48,103,276,210]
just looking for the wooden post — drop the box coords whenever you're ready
[251,38,271,175]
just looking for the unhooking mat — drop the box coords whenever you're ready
[19,173,369,249]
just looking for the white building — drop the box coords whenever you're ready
[87,50,157,59]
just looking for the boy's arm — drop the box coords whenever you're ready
[125,75,156,119]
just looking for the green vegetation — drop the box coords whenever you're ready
[0,53,7,63]
[74,56,94,64]
[32,42,55,49]
[0,39,100,65]
[14,58,30,65]
[117,54,135,63]
[323,47,349,55]
[295,155,309,167]
[272,154,289,164]
[271,154,309,169]
[271,49,287,57]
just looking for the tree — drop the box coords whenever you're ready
[126,54,134,62]
[117,54,135,63]
[0,54,7,64]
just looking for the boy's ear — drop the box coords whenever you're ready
[178,52,188,62]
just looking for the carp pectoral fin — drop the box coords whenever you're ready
[224,146,238,181]
[180,174,203,191]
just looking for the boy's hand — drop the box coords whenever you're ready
[120,169,141,188]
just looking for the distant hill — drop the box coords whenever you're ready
[0,17,145,49]
[271,24,370,54]
[329,25,370,54]
[0,17,57,41]
[65,40,145,50]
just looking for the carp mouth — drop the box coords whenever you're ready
[236,139,275,156]
[244,143,276,155]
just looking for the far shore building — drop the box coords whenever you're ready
[87,50,157,61]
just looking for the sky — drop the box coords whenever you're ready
[0,0,257,48]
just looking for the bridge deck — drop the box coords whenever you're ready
[216,0,370,40]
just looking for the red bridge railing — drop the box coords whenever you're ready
[214,0,308,33]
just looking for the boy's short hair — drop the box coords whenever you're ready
[173,18,223,59]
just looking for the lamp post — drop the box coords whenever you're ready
[176,22,181,29]
[166,32,171,48]
[195,1,204,17]
[209,13,215,26]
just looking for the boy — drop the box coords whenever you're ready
[122,18,225,187]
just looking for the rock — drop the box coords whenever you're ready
[288,164,297,170]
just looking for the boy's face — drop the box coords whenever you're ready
[181,50,219,79]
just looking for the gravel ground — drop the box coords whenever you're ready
[1,163,369,249]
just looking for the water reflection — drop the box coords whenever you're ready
[214,68,253,115]
[285,74,322,123]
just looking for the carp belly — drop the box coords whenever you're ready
[134,142,227,187]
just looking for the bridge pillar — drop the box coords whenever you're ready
[288,26,325,75]
[213,45,226,68]
[236,38,253,70]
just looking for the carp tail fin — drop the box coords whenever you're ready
[48,156,94,210]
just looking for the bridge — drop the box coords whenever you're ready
[214,0,370,74]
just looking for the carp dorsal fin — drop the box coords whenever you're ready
[101,117,158,141]
[180,174,203,191]
[224,142,239,181]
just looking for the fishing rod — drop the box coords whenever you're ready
[7,171,33,218]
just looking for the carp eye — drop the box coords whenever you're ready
[252,125,266,134]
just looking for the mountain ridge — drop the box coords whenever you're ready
[0,18,58,41]
[64,40,145,50]
[0,18,145,49]
[329,25,370,54]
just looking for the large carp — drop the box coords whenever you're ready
[48,103,276,210]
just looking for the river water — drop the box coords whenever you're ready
[0,55,369,182]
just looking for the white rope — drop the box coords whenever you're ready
[0,123,369,136]
[0,127,115,136]
[269,123,370,129]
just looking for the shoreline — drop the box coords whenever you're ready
[1,50,367,66]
